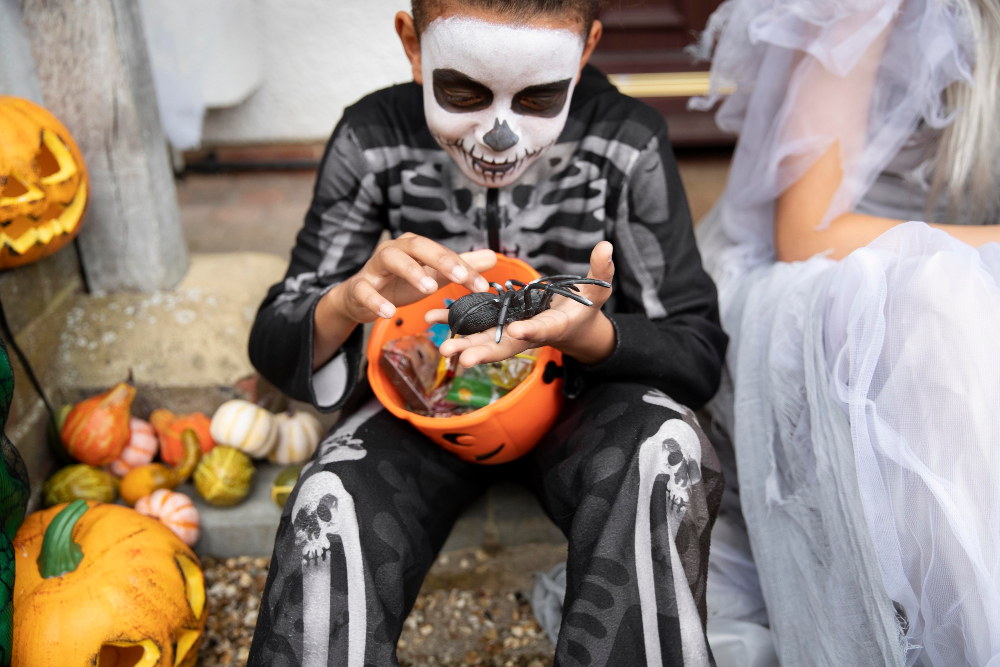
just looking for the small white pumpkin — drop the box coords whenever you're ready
[210,399,278,459]
[269,411,323,465]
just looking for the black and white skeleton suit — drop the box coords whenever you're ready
[247,65,729,667]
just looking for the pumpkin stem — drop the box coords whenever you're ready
[37,499,87,578]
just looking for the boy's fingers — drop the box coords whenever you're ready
[458,337,532,367]
[424,308,449,324]
[376,246,438,294]
[402,235,490,292]
[352,278,395,319]
[459,249,498,272]
[578,240,614,305]
[588,241,614,282]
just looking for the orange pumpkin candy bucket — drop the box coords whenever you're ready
[367,255,564,465]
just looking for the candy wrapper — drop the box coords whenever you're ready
[380,334,442,414]
[484,350,537,390]
[447,367,508,408]
[382,333,539,417]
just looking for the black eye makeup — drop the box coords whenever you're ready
[432,69,494,113]
[511,79,572,118]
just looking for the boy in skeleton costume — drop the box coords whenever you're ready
[247,1,727,665]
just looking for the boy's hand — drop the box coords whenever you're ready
[431,242,616,367]
[313,235,495,370]
[331,233,494,324]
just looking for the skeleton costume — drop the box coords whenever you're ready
[247,18,727,667]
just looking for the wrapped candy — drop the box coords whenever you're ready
[380,335,442,414]
[382,333,539,417]
[484,350,537,390]
[447,366,507,408]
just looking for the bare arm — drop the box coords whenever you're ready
[775,142,1000,263]
[774,15,1000,262]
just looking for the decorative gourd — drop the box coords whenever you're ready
[119,463,178,506]
[12,500,207,667]
[173,429,201,483]
[42,465,118,507]
[135,490,200,547]
[0,97,88,269]
[271,465,302,508]
[150,410,214,466]
[107,417,158,477]
[210,400,278,459]
[269,410,322,464]
[193,446,254,506]
[60,383,135,466]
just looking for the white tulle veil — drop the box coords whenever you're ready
[690,2,1000,666]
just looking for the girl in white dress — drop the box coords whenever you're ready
[693,0,1000,665]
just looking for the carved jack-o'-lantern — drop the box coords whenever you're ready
[0,97,88,268]
[12,500,207,667]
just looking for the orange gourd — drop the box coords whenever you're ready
[0,97,88,268]
[108,417,158,477]
[12,500,207,667]
[60,384,135,466]
[135,490,200,547]
[119,464,178,506]
[150,410,214,466]
[173,429,201,483]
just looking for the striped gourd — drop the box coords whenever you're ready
[209,400,278,459]
[193,446,254,506]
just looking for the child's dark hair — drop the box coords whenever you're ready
[412,0,601,37]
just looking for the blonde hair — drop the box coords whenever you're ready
[932,0,1000,223]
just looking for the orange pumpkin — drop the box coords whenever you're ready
[0,97,88,268]
[12,500,207,667]
[368,255,564,464]
[61,384,135,466]
[135,489,200,547]
[108,417,158,477]
[119,463,178,506]
[150,410,214,466]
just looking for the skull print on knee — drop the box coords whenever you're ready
[292,472,367,667]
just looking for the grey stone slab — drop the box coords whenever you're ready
[185,464,565,558]
[179,462,285,559]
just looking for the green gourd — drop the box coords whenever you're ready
[193,446,254,506]
[42,465,118,507]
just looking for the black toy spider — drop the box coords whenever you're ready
[448,275,612,343]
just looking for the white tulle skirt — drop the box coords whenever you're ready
[715,221,1000,666]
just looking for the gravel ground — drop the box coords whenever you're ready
[198,543,566,667]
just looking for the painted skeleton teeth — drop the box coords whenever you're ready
[433,134,552,185]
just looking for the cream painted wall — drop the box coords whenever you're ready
[201,0,413,145]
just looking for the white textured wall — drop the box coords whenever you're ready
[202,0,412,145]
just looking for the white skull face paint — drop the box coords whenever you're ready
[420,17,585,188]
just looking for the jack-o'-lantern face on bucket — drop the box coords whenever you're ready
[0,97,88,269]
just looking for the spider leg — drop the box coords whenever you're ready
[523,282,549,310]
[530,274,583,285]
[495,288,516,343]
[489,282,506,295]
[548,278,612,290]
[544,286,594,307]
[507,280,527,309]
